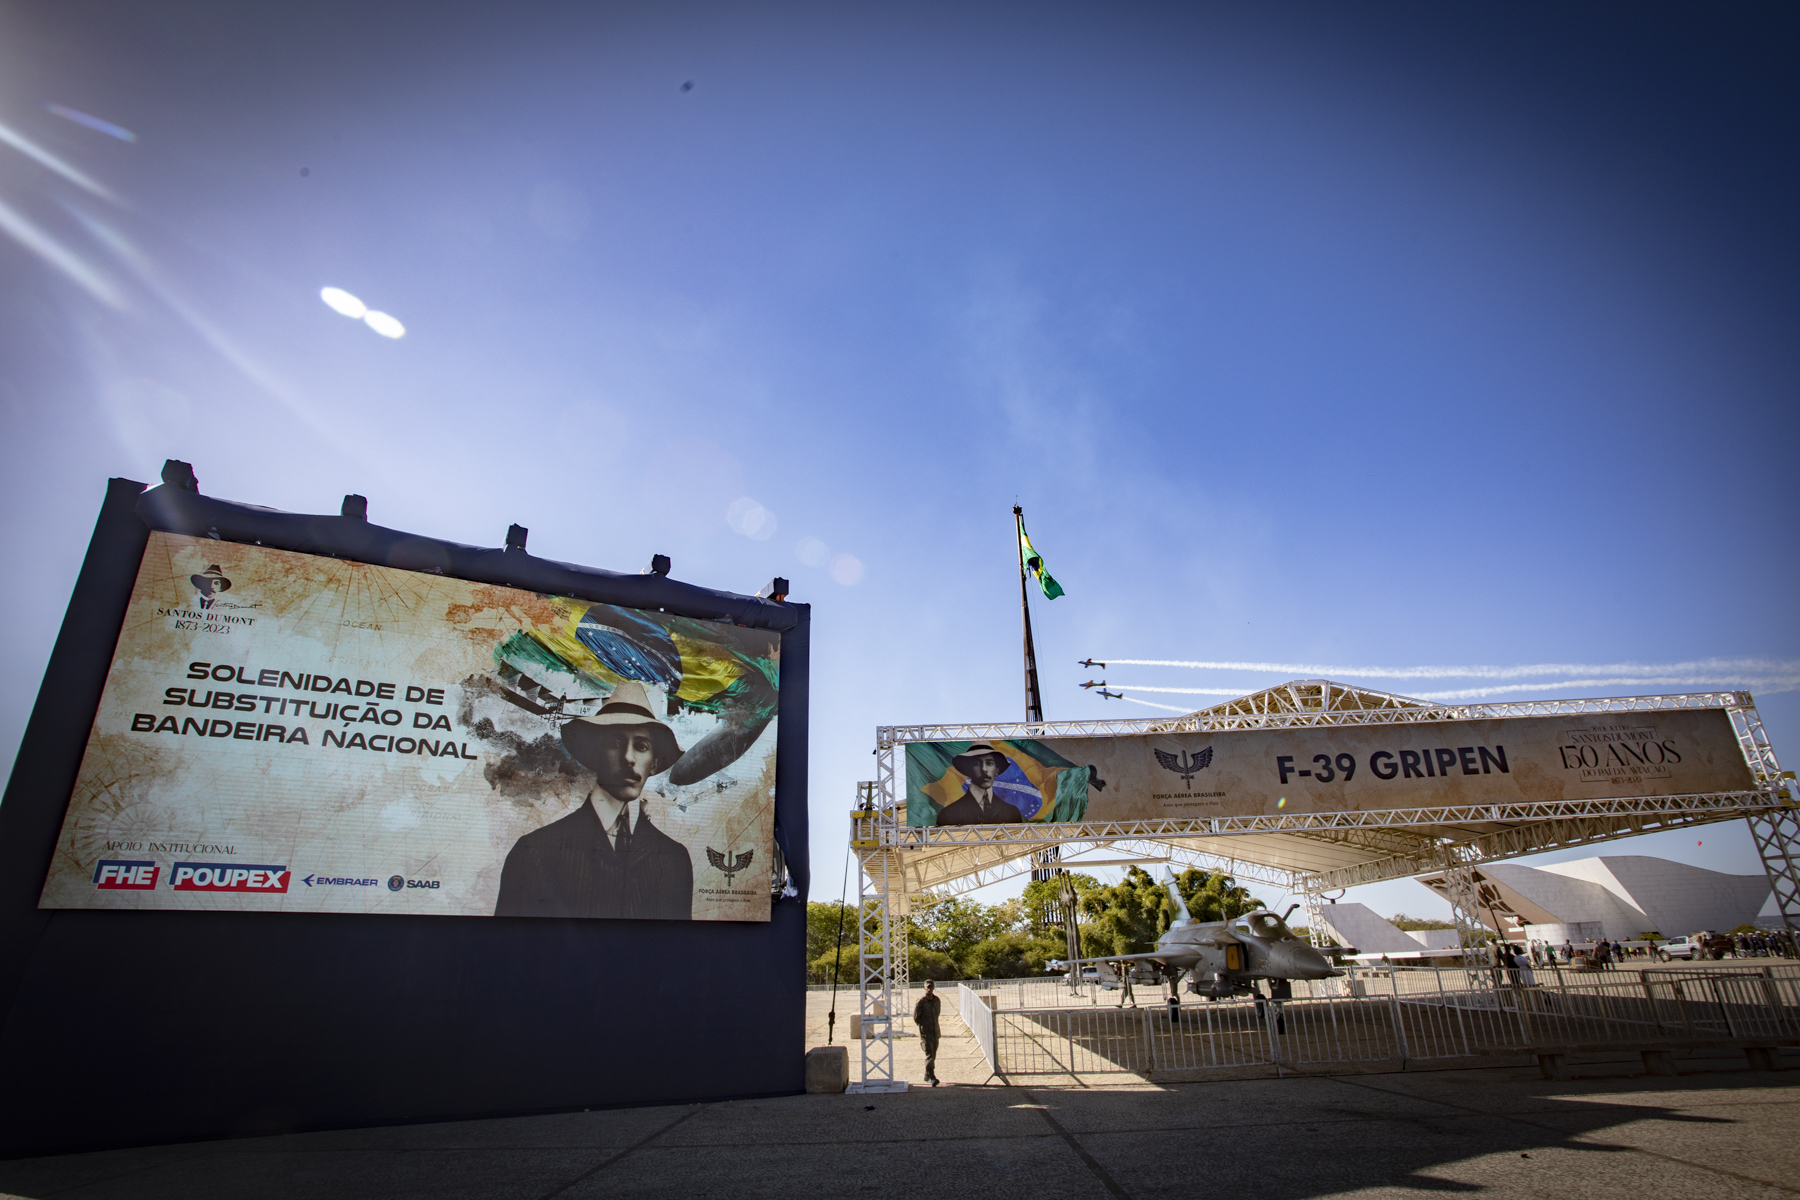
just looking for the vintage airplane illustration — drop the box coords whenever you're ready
[1051,870,1341,1001]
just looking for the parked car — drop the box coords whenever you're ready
[1657,936,1702,961]
[1657,933,1732,961]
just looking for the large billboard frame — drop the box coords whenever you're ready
[0,472,812,1155]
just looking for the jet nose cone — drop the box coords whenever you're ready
[1273,942,1339,980]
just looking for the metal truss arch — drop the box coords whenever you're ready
[849,681,1798,1087]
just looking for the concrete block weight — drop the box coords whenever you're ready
[805,1046,848,1093]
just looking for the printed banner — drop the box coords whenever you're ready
[41,533,781,921]
[905,711,1754,826]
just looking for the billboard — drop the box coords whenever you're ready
[39,532,781,921]
[905,710,1755,826]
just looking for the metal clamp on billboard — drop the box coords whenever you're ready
[40,532,781,922]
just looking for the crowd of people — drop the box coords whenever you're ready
[1515,928,1797,969]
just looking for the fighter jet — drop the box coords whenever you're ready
[1079,678,1107,689]
[1079,658,1106,669]
[1051,870,1341,1000]
[1098,689,1122,700]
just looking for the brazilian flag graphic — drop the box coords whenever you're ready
[488,595,780,786]
[907,740,1094,826]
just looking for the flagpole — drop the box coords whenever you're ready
[1013,506,1044,724]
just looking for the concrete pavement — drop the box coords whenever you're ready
[0,1059,1794,1199]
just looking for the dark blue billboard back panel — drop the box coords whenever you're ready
[0,477,810,1156]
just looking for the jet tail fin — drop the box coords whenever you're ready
[1163,866,1192,926]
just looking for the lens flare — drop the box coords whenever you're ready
[45,103,136,143]
[362,310,405,339]
[320,287,366,318]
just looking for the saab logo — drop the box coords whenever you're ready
[387,875,403,892]
[93,860,159,890]
[170,862,290,893]
[403,879,440,890]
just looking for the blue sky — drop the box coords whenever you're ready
[2,2,1796,920]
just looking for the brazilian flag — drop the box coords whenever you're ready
[907,739,1092,826]
[1018,518,1065,600]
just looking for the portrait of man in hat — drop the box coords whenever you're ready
[935,742,1026,825]
[494,680,693,919]
[190,565,231,610]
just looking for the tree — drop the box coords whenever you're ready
[964,931,1067,978]
[1078,866,1266,955]
[808,948,859,985]
[1175,867,1260,922]
[1020,873,1102,934]
[908,946,960,981]
[1391,913,1456,931]
[1079,868,1180,955]
[806,900,857,964]
[908,895,1011,964]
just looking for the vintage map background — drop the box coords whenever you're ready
[39,532,779,921]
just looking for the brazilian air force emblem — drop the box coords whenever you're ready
[706,847,754,884]
[1154,746,1214,785]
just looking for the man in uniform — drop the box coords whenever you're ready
[914,980,942,1086]
[936,743,1025,825]
[495,679,693,919]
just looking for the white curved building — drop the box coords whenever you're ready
[1417,855,1772,941]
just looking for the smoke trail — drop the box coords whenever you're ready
[1111,674,1800,698]
[1115,695,1192,713]
[1106,685,1260,695]
[1414,677,1800,701]
[1100,657,1798,682]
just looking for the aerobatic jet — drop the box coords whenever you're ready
[1078,658,1105,669]
[1051,870,1341,1000]
[1098,689,1122,700]
[1079,678,1107,689]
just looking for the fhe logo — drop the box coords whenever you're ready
[170,862,290,893]
[93,860,159,890]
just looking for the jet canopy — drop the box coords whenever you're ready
[1236,910,1297,941]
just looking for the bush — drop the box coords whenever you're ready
[808,947,858,985]
[806,901,857,964]
[963,932,1065,978]
[908,946,960,981]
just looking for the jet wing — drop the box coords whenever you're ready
[1048,950,1197,972]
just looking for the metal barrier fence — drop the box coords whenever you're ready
[968,965,1800,1078]
[957,983,996,1075]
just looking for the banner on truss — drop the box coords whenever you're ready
[903,711,1754,826]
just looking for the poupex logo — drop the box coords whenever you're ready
[170,862,290,893]
[706,847,754,884]
[190,564,232,610]
[93,860,160,890]
[1154,746,1214,785]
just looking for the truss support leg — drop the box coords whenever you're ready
[849,847,907,1094]
[1437,849,1494,991]
[1748,806,1800,931]
[1295,874,1343,995]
